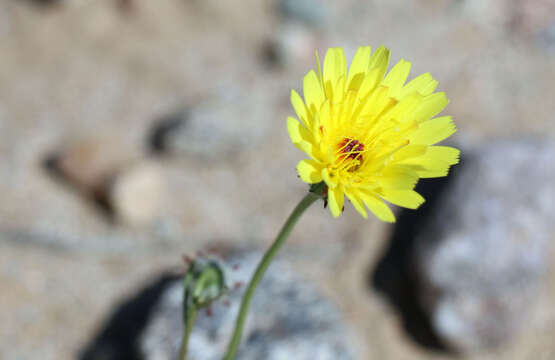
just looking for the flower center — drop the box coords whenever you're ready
[335,137,366,173]
[337,138,365,161]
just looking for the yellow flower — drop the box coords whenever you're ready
[288,46,459,221]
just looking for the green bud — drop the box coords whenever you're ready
[182,259,227,323]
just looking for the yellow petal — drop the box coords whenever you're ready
[357,67,381,100]
[339,90,357,126]
[322,167,338,188]
[291,89,310,127]
[303,70,325,114]
[319,99,332,130]
[410,92,449,122]
[401,146,460,178]
[345,189,368,218]
[381,189,425,209]
[357,85,393,120]
[379,166,419,190]
[287,117,316,158]
[356,46,390,101]
[323,48,347,85]
[328,185,344,218]
[383,59,412,99]
[392,144,428,162]
[367,45,390,77]
[311,112,321,144]
[297,159,324,184]
[359,190,395,222]
[425,146,460,164]
[315,50,323,84]
[323,48,347,100]
[347,46,371,91]
[399,72,438,98]
[409,116,457,145]
[383,92,423,124]
[333,76,346,103]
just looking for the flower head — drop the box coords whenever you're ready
[288,46,459,221]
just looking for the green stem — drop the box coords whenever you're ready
[223,186,323,360]
[179,305,197,360]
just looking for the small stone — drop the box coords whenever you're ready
[110,161,164,226]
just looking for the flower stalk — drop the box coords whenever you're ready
[223,182,326,360]
[178,305,197,360]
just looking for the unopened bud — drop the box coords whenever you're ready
[182,259,227,323]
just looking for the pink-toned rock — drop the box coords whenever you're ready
[47,137,164,225]
[48,136,138,196]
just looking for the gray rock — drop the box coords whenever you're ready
[540,22,555,50]
[140,249,356,360]
[149,91,272,160]
[415,139,555,352]
[275,0,329,27]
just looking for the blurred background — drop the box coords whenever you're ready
[1,0,555,359]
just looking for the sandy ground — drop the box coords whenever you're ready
[1,1,555,359]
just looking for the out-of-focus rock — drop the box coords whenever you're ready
[148,109,188,154]
[148,93,272,160]
[116,0,134,12]
[275,0,329,28]
[110,161,165,226]
[458,0,555,45]
[413,139,555,352]
[541,23,555,49]
[456,0,511,36]
[373,139,555,354]
[264,23,321,68]
[268,0,327,69]
[46,137,163,225]
[510,0,555,40]
[81,249,357,360]
[46,137,138,197]
[28,0,62,7]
